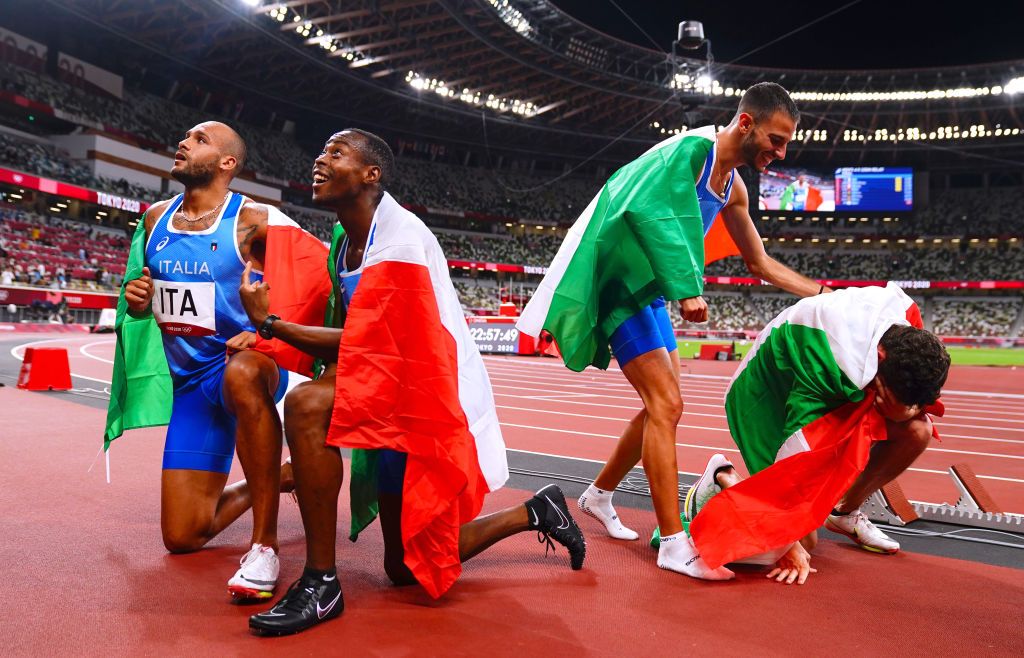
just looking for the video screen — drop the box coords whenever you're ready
[835,167,913,211]
[758,167,835,212]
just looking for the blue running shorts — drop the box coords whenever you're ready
[377,449,408,495]
[608,296,677,367]
[162,364,289,473]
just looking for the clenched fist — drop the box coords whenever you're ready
[125,266,155,313]
[680,295,708,323]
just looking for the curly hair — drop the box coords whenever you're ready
[877,325,951,407]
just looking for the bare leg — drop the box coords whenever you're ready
[608,348,685,535]
[379,492,536,586]
[836,415,932,512]
[593,350,681,490]
[283,366,343,571]
[161,469,244,553]
[223,350,284,551]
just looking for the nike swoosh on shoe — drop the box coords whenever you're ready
[317,591,342,619]
[545,495,571,530]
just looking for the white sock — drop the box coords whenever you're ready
[657,531,735,580]
[577,484,639,541]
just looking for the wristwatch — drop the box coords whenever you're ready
[258,314,280,339]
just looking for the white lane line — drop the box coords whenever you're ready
[505,447,702,478]
[481,355,735,380]
[493,384,1024,437]
[80,341,115,365]
[939,433,1024,445]
[489,366,1024,415]
[932,421,1024,434]
[494,391,1024,445]
[499,422,1024,484]
[488,375,726,403]
[9,337,116,386]
[10,335,99,360]
[498,405,1024,460]
[500,421,738,453]
[496,397,728,422]
[484,358,1024,400]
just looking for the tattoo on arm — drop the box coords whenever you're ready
[238,223,259,253]
[237,203,268,260]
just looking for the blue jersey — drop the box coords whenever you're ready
[695,142,736,235]
[334,227,377,310]
[145,192,260,390]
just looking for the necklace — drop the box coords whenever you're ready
[175,192,230,224]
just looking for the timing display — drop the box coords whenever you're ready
[467,320,520,353]
[835,167,913,211]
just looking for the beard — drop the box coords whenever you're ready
[171,160,218,187]
[739,131,762,170]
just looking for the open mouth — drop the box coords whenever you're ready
[174,152,187,162]
[312,172,329,187]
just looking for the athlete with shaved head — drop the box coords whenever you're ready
[122,121,296,601]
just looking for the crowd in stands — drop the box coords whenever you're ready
[0,130,153,200]
[434,230,563,267]
[0,208,126,290]
[445,278,1023,338]
[1,59,600,223]
[390,160,597,223]
[930,298,1021,337]
[707,244,1024,281]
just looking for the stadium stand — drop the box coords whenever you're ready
[0,51,1021,338]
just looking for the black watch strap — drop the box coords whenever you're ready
[258,314,280,339]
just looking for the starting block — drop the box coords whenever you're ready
[864,465,1023,532]
[16,347,73,391]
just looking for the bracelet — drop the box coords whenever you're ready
[818,284,825,295]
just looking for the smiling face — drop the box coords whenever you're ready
[738,111,797,173]
[310,131,381,206]
[171,122,239,187]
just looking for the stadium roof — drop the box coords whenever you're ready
[7,0,1024,169]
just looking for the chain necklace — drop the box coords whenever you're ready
[174,192,230,225]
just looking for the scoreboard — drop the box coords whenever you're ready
[467,320,521,353]
[835,167,913,211]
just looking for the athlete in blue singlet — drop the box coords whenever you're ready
[123,121,296,601]
[575,84,830,580]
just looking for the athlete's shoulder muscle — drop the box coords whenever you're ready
[143,199,174,239]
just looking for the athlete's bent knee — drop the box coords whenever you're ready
[224,352,275,399]
[162,528,206,554]
[284,381,334,439]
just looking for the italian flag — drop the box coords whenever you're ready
[690,283,941,568]
[517,127,719,371]
[103,203,332,448]
[325,193,509,599]
[779,182,824,211]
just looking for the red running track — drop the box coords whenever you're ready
[1,382,1022,656]
[9,334,1024,513]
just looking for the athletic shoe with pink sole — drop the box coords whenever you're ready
[228,543,280,601]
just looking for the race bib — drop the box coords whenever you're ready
[152,279,217,337]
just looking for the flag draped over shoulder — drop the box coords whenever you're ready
[103,219,172,449]
[103,203,331,448]
[325,193,509,600]
[690,283,941,568]
[517,127,717,371]
[251,207,333,375]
